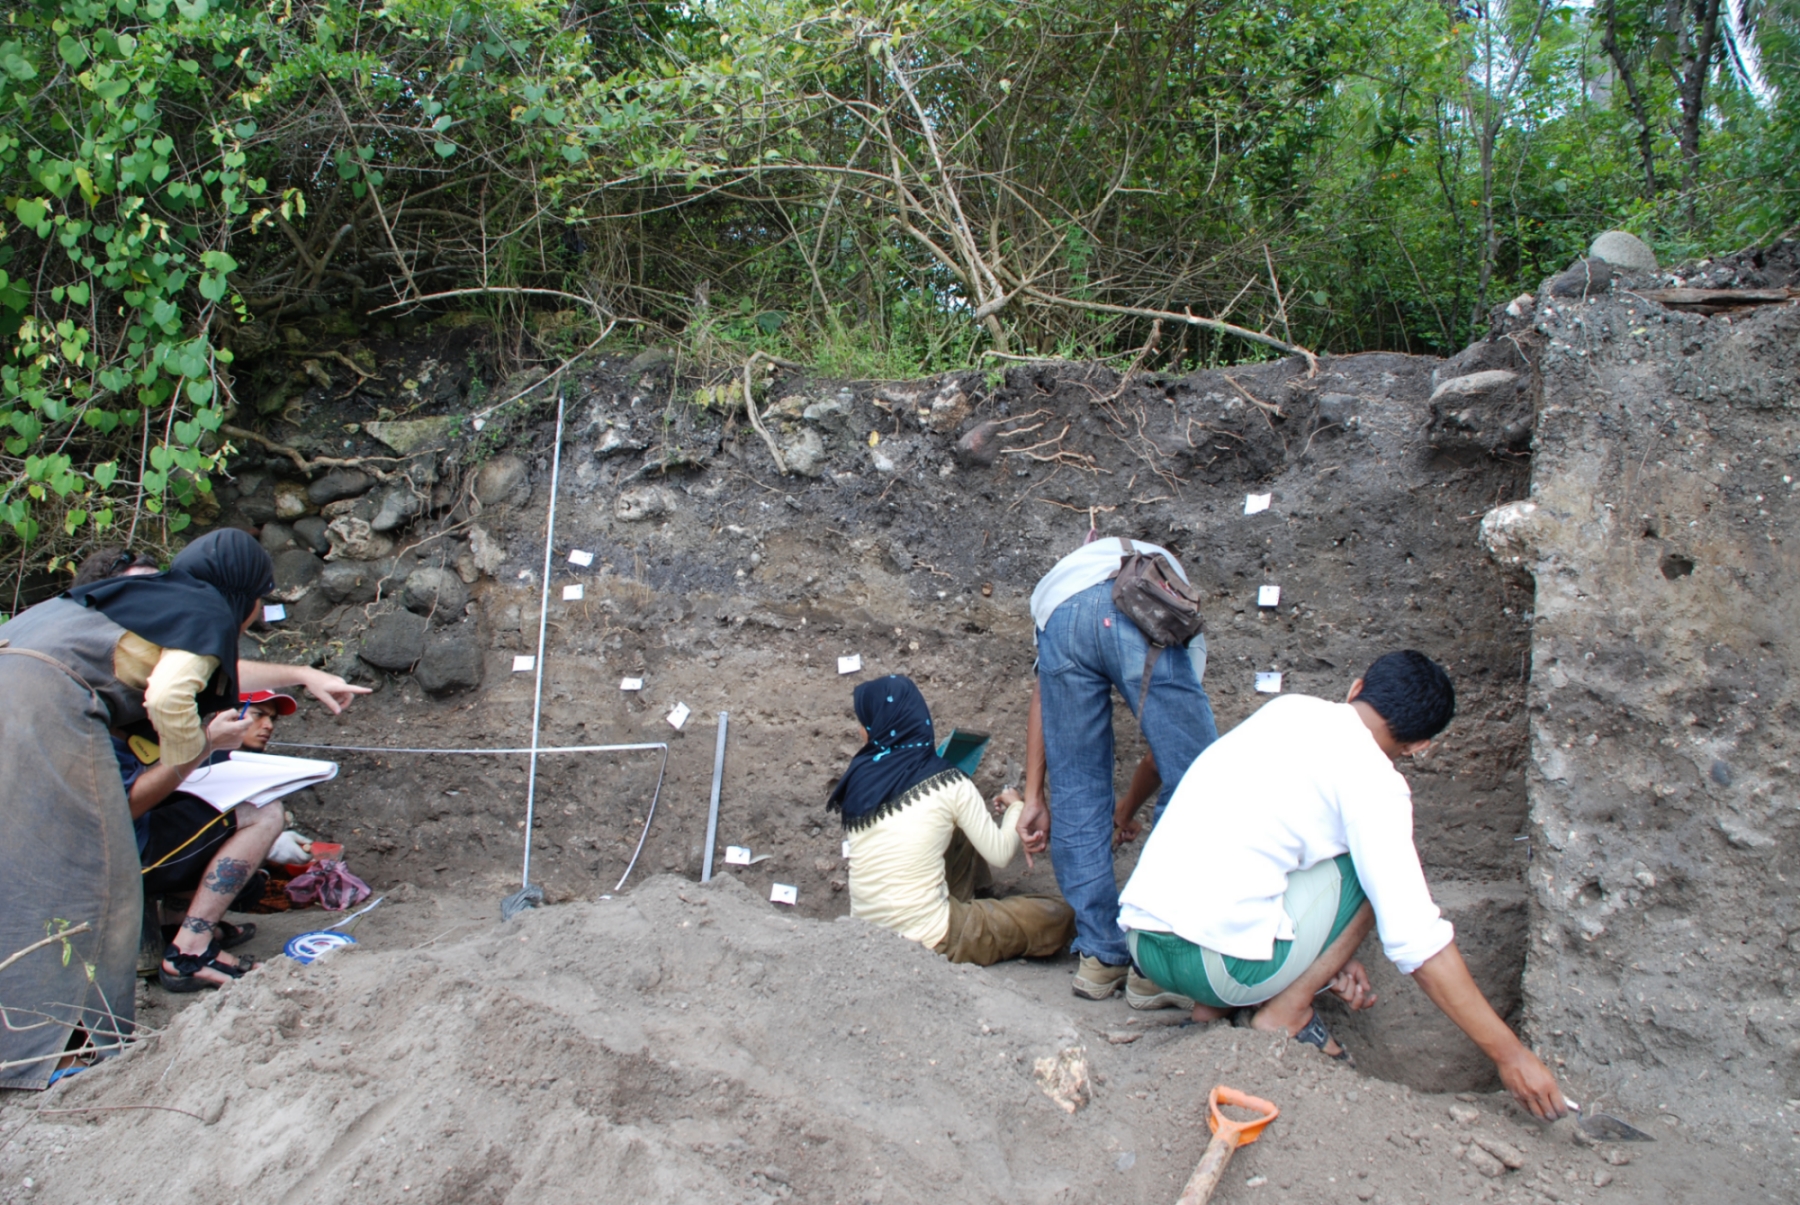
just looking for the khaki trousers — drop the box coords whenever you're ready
[933,831,1076,966]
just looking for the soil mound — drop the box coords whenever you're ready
[2,877,1764,1205]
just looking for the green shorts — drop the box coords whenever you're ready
[1128,854,1368,1010]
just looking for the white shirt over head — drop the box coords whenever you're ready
[1118,693,1454,974]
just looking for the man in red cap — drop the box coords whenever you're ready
[118,690,300,989]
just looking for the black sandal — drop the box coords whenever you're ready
[1294,1012,1351,1062]
[158,939,253,993]
[160,920,257,950]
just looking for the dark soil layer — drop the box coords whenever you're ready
[208,343,1534,1091]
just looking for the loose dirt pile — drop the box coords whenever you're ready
[0,876,1769,1205]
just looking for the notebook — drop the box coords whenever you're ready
[177,750,340,813]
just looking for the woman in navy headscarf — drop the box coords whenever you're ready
[828,676,1073,965]
[0,529,273,1088]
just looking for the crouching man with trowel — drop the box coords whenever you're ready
[1118,650,1568,1120]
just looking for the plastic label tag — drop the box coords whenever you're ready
[262,604,286,623]
[725,846,752,866]
[562,584,585,601]
[837,654,863,675]
[770,884,798,906]
[1258,585,1281,607]
[512,655,536,673]
[1255,671,1283,693]
[1244,493,1272,515]
[620,677,643,691]
[567,549,594,567]
[667,702,691,729]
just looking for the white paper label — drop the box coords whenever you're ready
[1257,585,1281,607]
[1255,671,1283,693]
[842,839,851,858]
[512,655,536,673]
[770,884,798,906]
[724,845,752,866]
[667,701,691,730]
[1244,493,1272,515]
[262,604,286,623]
[562,584,585,601]
[837,654,863,675]
[567,549,594,567]
[619,677,643,692]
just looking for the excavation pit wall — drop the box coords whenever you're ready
[1510,283,1800,1145]
[235,345,1535,1095]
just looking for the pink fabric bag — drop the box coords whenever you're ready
[285,858,372,911]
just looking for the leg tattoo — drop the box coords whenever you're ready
[203,857,254,897]
[181,915,214,935]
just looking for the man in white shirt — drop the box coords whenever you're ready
[1118,651,1567,1120]
[1021,534,1218,1005]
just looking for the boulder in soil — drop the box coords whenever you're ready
[292,515,331,554]
[370,483,425,533]
[1546,256,1613,299]
[273,481,313,519]
[1589,230,1658,273]
[780,428,827,477]
[259,522,297,555]
[306,469,375,506]
[473,454,531,509]
[1431,335,1533,389]
[326,515,395,561]
[319,559,380,604]
[954,419,1004,468]
[1426,370,1532,455]
[414,630,484,695]
[615,486,673,522]
[402,566,469,623]
[359,609,428,670]
[269,549,324,600]
[365,416,456,455]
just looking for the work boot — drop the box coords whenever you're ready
[1126,969,1194,1011]
[1071,955,1129,1000]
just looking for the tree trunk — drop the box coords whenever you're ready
[1601,0,1659,197]
[1677,0,1723,215]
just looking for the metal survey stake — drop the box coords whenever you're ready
[503,386,566,922]
[701,712,729,882]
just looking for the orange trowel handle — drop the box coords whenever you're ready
[1173,1086,1281,1205]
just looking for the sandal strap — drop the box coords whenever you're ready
[1294,1012,1335,1050]
[163,938,247,979]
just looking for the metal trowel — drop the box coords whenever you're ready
[1566,1098,1656,1142]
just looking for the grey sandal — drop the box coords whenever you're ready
[1295,1012,1350,1061]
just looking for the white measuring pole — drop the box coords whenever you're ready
[700,712,729,882]
[518,387,566,891]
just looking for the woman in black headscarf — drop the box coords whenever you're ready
[830,676,1073,966]
[0,529,273,1088]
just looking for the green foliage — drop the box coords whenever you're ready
[0,0,1793,584]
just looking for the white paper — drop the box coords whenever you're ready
[562,583,585,601]
[262,603,286,623]
[180,751,339,813]
[1244,493,1272,515]
[770,884,798,906]
[837,654,863,675]
[1255,671,1283,694]
[724,845,752,866]
[512,655,536,673]
[842,839,851,858]
[567,549,594,567]
[667,701,691,730]
[619,677,643,692]
[1257,585,1281,607]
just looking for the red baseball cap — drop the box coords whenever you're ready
[240,690,299,716]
